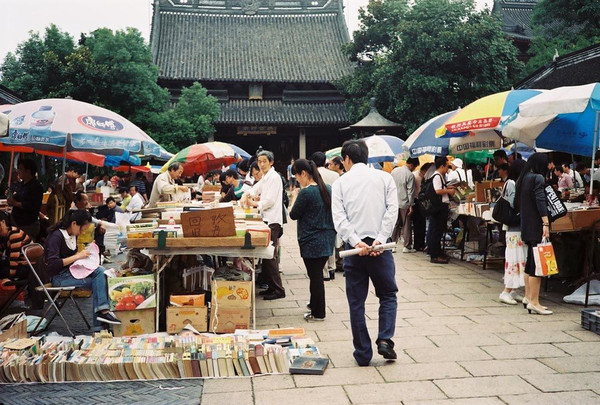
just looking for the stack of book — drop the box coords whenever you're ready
[0,329,324,383]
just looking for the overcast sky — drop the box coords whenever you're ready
[0,0,491,64]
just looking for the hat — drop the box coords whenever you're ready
[452,158,463,169]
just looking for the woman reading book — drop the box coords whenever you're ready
[43,209,121,330]
[289,159,336,322]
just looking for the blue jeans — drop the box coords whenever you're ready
[52,266,109,329]
[344,240,398,365]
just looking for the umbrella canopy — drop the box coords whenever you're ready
[228,144,251,160]
[0,112,7,136]
[325,147,342,160]
[404,110,457,157]
[363,134,404,163]
[161,141,242,177]
[502,83,600,156]
[0,99,162,158]
[437,89,543,137]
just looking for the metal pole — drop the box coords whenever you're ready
[7,150,14,189]
[61,134,68,188]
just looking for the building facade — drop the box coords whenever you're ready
[150,0,353,167]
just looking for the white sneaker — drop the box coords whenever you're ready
[499,292,518,305]
[402,247,417,253]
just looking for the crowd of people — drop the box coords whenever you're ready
[3,141,595,366]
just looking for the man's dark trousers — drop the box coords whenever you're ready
[344,239,398,365]
[426,203,449,259]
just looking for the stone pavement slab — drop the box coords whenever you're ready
[344,381,447,403]
[500,390,600,404]
[433,376,538,397]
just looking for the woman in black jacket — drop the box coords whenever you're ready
[515,153,552,315]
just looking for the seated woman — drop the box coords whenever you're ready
[0,211,32,280]
[43,209,120,330]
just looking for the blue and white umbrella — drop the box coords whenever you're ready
[503,83,600,157]
[404,111,457,157]
[363,134,405,163]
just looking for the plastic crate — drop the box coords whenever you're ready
[581,308,600,334]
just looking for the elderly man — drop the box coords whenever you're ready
[332,140,399,366]
[391,158,419,252]
[247,150,286,300]
[7,159,44,241]
[147,162,189,208]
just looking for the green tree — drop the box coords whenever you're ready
[526,0,600,74]
[1,25,220,154]
[338,0,523,136]
[146,83,220,152]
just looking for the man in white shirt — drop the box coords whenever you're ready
[428,157,455,264]
[332,140,399,366]
[310,151,339,186]
[127,185,144,222]
[562,162,583,189]
[147,162,188,208]
[248,150,286,300]
[391,158,418,251]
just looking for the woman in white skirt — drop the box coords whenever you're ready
[500,159,527,305]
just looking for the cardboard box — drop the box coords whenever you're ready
[113,309,156,337]
[211,280,252,308]
[166,306,208,333]
[170,293,205,307]
[180,207,236,237]
[0,319,27,342]
[209,306,250,333]
[108,274,156,311]
[475,181,503,203]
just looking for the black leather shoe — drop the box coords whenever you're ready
[377,340,397,360]
[263,293,286,300]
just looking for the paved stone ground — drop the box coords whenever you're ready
[3,220,600,404]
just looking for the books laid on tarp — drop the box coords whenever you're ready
[0,328,324,383]
[289,356,329,375]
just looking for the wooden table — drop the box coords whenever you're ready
[127,233,275,332]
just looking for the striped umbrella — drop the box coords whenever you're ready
[436,89,543,137]
[364,135,405,163]
[161,142,244,176]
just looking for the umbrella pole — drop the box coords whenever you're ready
[61,135,68,188]
[7,150,14,188]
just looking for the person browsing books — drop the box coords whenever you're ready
[289,159,336,322]
[331,140,399,366]
[43,210,121,330]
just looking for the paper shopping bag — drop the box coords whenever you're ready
[533,239,559,277]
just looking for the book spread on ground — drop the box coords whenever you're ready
[289,356,329,375]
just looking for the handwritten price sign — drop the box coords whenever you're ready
[181,208,236,237]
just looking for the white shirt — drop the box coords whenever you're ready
[60,229,77,250]
[568,169,583,188]
[127,193,144,222]
[447,168,474,188]
[391,165,415,209]
[332,163,398,247]
[432,172,449,203]
[318,167,339,186]
[250,167,283,225]
[196,175,204,192]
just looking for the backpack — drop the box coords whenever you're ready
[417,173,443,216]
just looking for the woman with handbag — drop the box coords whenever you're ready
[498,159,527,305]
[516,153,552,315]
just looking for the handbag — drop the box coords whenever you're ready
[533,238,559,277]
[492,183,520,226]
[544,185,567,222]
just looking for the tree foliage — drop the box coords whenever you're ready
[526,0,600,74]
[337,0,523,136]
[1,25,219,154]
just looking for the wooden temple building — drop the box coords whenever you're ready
[492,0,538,62]
[150,0,354,166]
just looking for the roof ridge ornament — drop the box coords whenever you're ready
[240,0,261,14]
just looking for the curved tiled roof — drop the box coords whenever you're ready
[153,11,353,83]
[215,99,349,125]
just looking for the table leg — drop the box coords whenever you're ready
[155,255,174,332]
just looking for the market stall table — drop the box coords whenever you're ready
[127,230,274,332]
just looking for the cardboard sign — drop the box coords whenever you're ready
[180,207,236,237]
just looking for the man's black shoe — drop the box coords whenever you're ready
[97,311,121,325]
[258,289,275,296]
[377,340,397,360]
[263,293,286,300]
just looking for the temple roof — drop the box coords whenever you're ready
[515,43,600,89]
[493,0,537,40]
[152,0,353,83]
[0,84,24,105]
[215,99,349,125]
